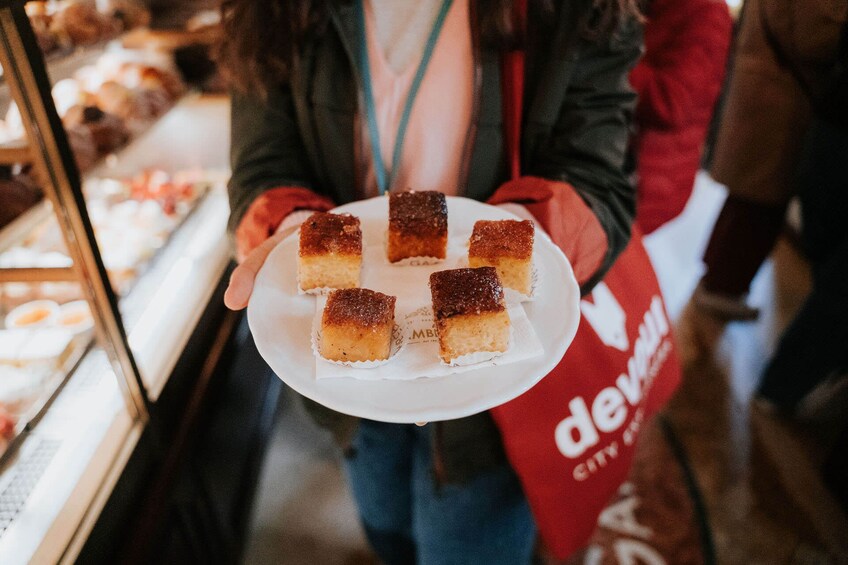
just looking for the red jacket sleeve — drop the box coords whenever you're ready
[488,176,608,288]
[234,186,335,260]
[629,0,732,130]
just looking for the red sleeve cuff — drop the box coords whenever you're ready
[488,176,608,286]
[629,63,651,97]
[235,187,335,260]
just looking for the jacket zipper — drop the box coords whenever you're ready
[457,0,483,195]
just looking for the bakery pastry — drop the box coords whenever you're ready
[95,81,135,120]
[63,105,129,153]
[429,266,510,363]
[387,190,448,262]
[4,299,59,328]
[138,66,185,100]
[468,219,534,295]
[57,300,93,333]
[66,124,100,171]
[114,62,184,101]
[320,288,396,362]
[51,1,109,47]
[26,5,58,54]
[116,88,171,128]
[52,79,92,117]
[298,212,362,291]
[85,108,129,153]
[101,0,151,30]
[24,1,48,18]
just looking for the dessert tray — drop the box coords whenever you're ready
[248,195,581,423]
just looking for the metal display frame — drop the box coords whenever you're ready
[0,1,149,423]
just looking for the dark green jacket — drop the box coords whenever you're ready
[228,0,643,483]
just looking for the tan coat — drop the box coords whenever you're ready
[711,0,847,205]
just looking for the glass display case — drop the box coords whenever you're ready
[0,1,231,562]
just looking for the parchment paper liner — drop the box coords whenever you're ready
[311,316,407,368]
[298,284,347,296]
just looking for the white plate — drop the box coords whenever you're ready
[248,195,581,423]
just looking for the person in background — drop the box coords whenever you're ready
[218,0,643,562]
[681,0,847,410]
[682,0,847,330]
[629,0,732,235]
[756,21,848,414]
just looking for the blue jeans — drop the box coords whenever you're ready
[342,419,536,565]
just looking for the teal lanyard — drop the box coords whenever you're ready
[356,0,454,195]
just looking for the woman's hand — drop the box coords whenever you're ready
[488,177,608,288]
[224,229,290,310]
[226,200,322,311]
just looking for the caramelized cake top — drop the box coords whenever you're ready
[299,212,362,256]
[323,288,396,328]
[469,220,534,260]
[389,191,447,236]
[429,267,505,319]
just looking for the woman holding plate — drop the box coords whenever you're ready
[220,0,642,562]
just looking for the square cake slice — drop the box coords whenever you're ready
[468,219,534,295]
[429,267,510,363]
[387,190,448,262]
[320,288,397,362]
[298,212,362,291]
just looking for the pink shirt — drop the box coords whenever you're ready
[360,0,474,197]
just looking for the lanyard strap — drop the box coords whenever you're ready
[356,0,454,195]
